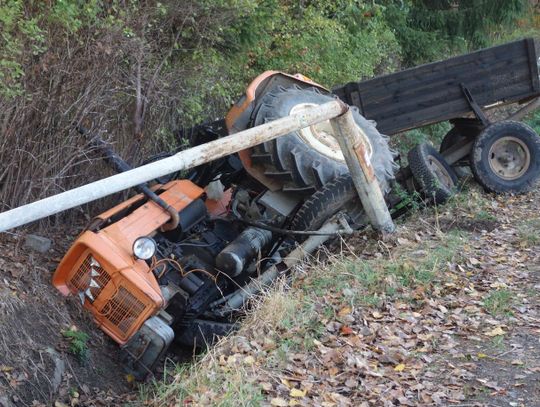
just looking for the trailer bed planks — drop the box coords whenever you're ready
[333,38,540,135]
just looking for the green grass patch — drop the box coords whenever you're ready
[304,230,466,307]
[517,218,540,247]
[474,210,497,222]
[483,289,514,316]
[62,328,89,363]
[489,335,506,350]
[525,110,540,135]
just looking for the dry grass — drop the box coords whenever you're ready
[0,2,242,228]
[143,279,302,406]
[0,287,24,317]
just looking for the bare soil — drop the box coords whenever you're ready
[0,227,134,407]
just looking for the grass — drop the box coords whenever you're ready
[489,335,506,350]
[524,109,540,135]
[483,289,514,316]
[307,230,466,308]
[516,218,540,247]
[144,282,302,406]
[475,210,497,223]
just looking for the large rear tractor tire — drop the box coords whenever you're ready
[251,86,397,195]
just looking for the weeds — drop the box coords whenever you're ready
[391,183,423,214]
[475,210,497,222]
[304,230,465,308]
[483,289,514,316]
[516,219,540,247]
[62,328,90,363]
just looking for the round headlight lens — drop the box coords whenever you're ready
[132,237,157,260]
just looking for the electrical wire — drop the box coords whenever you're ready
[150,256,217,282]
[175,242,214,248]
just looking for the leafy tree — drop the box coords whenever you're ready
[382,0,529,65]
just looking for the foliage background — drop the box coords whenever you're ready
[0,0,538,221]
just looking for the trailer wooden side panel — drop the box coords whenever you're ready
[333,39,540,135]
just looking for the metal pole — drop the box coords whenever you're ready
[330,109,395,234]
[0,101,346,233]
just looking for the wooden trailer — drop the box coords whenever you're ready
[333,38,540,195]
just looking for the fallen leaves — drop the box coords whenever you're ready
[484,326,506,337]
[289,388,306,398]
[338,306,352,316]
[270,397,288,406]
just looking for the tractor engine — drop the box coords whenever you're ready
[53,176,299,379]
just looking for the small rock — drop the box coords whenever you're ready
[24,234,52,253]
[46,348,65,392]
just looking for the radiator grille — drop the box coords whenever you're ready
[102,286,146,334]
[70,255,111,301]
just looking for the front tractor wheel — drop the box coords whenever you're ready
[250,86,397,195]
[470,121,540,194]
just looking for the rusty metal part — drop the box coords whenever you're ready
[487,136,531,180]
[160,206,180,232]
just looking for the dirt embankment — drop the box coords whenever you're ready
[0,226,134,407]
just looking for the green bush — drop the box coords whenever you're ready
[380,0,529,66]
[525,110,540,135]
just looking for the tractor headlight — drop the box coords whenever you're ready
[133,237,157,260]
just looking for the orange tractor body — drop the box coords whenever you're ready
[53,180,209,344]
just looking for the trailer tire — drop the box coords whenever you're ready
[251,86,396,195]
[439,128,472,178]
[470,121,540,194]
[409,143,458,204]
[290,174,367,241]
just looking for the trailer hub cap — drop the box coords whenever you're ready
[488,136,530,180]
[290,103,373,162]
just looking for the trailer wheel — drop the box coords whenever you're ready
[470,121,540,193]
[290,174,366,240]
[439,128,472,178]
[409,143,458,204]
[251,86,397,195]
